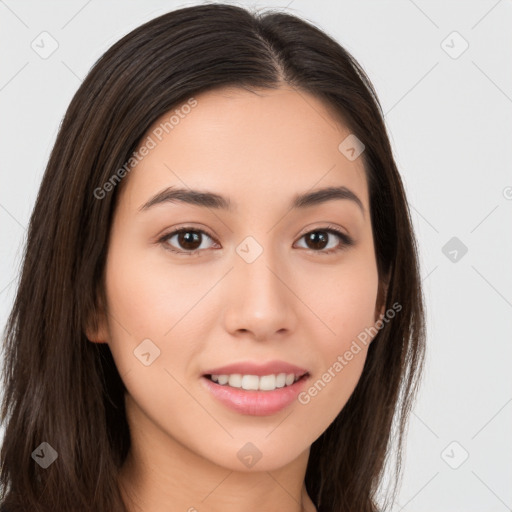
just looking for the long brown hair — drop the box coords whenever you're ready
[0,4,426,511]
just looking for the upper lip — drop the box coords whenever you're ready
[202,360,309,377]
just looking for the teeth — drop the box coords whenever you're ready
[275,373,286,388]
[217,375,229,385]
[209,373,303,391]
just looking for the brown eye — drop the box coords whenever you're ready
[175,231,202,250]
[295,226,354,255]
[160,228,217,254]
[304,231,329,250]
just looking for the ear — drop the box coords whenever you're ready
[85,289,109,344]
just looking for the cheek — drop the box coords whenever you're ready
[101,242,204,425]
[306,250,379,345]
[102,234,214,386]
[297,251,378,422]
[297,342,368,443]
[104,234,198,338]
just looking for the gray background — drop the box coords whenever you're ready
[1,1,511,510]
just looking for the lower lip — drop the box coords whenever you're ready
[201,374,310,416]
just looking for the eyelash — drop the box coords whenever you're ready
[157,224,354,256]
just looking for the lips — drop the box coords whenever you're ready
[201,360,309,378]
[201,370,311,416]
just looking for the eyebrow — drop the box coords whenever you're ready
[139,185,365,215]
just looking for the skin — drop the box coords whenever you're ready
[87,85,386,512]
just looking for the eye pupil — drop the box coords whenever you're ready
[306,231,328,250]
[178,231,201,250]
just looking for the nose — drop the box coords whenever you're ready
[222,245,298,341]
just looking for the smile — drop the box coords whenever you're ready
[206,373,303,391]
[201,373,310,416]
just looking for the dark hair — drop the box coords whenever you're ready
[0,3,426,511]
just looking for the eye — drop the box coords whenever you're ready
[295,225,354,255]
[158,227,218,255]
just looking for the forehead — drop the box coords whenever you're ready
[120,86,369,214]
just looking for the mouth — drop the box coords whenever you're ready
[201,371,311,416]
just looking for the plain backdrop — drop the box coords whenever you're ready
[1,1,511,511]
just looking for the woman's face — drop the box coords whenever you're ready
[91,86,384,472]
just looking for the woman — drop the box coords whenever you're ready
[0,4,426,511]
